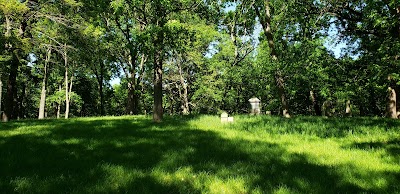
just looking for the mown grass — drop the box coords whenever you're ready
[0,115,399,193]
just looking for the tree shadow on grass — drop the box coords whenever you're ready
[234,115,400,138]
[0,116,398,193]
[250,154,362,193]
[348,138,400,165]
[0,117,200,193]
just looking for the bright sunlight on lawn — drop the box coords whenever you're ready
[0,115,399,193]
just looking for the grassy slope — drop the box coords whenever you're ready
[0,115,399,193]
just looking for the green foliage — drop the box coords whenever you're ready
[0,0,399,119]
[109,83,128,115]
[47,90,83,116]
[321,0,400,116]
[0,0,29,15]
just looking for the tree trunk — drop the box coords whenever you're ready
[136,54,147,114]
[397,6,400,36]
[99,78,104,115]
[178,61,190,115]
[139,56,147,115]
[345,100,352,117]
[310,90,322,116]
[39,49,51,119]
[369,86,380,116]
[387,87,397,119]
[182,83,189,115]
[3,15,17,122]
[254,0,290,118]
[276,71,290,118]
[230,20,239,60]
[153,49,163,122]
[126,48,140,115]
[100,63,105,116]
[126,81,136,115]
[0,77,3,121]
[95,61,105,116]
[38,70,47,119]
[64,51,69,119]
[322,100,331,117]
[69,75,73,101]
[236,86,242,113]
[126,77,139,115]
[4,53,19,121]
[18,82,26,119]
[170,95,175,114]
[132,69,139,115]
[57,84,61,119]
[5,15,12,37]
[133,89,139,114]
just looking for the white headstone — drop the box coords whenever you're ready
[249,98,261,115]
[221,112,228,122]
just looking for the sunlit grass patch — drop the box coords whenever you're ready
[89,163,146,193]
[0,125,53,137]
[152,166,250,194]
[0,115,399,193]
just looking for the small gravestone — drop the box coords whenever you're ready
[221,112,228,122]
[249,98,261,115]
[221,112,234,123]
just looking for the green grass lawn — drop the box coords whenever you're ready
[0,115,399,193]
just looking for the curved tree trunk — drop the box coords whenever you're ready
[153,48,163,122]
[254,0,290,118]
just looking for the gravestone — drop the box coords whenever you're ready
[221,112,228,122]
[249,98,261,115]
[221,112,234,123]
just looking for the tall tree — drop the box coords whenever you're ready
[0,0,31,121]
[323,0,400,118]
[111,0,219,122]
[38,48,51,119]
[253,0,290,117]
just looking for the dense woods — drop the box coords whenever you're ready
[0,0,399,122]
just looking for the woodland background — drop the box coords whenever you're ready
[0,0,399,122]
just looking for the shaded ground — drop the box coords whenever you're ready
[0,115,399,193]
